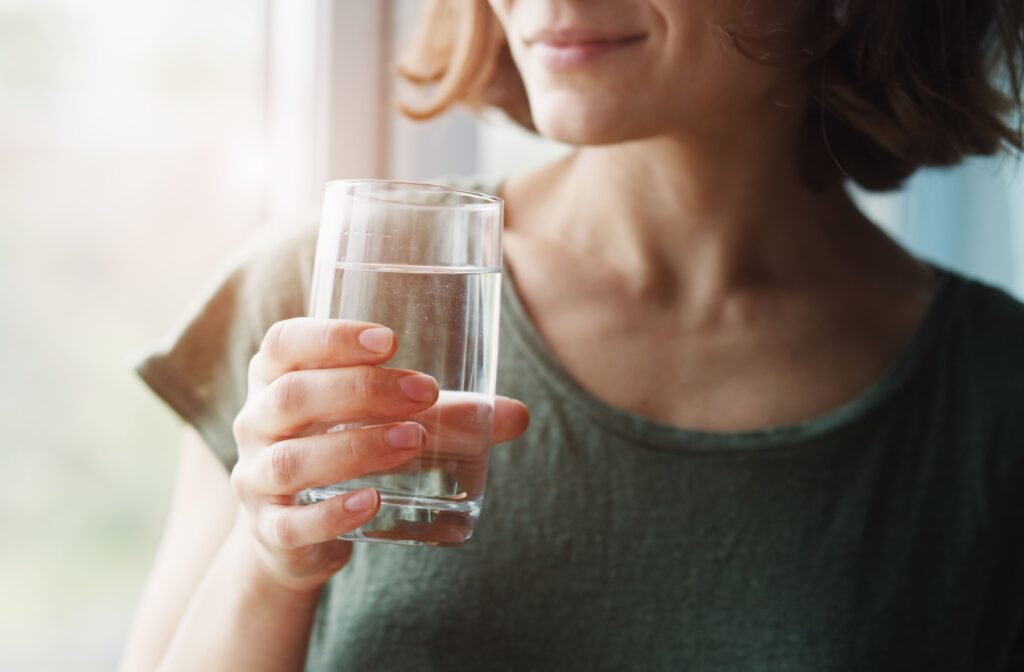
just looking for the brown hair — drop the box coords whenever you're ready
[397,0,1023,192]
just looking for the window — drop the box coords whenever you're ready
[0,0,265,666]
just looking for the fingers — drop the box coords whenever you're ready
[258,488,380,550]
[242,422,425,495]
[493,396,530,444]
[363,393,530,447]
[254,318,398,382]
[404,395,529,447]
[242,366,439,440]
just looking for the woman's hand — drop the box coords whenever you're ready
[228,318,529,594]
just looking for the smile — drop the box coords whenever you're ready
[525,30,647,70]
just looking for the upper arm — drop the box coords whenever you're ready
[118,428,239,672]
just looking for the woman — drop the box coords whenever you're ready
[121,0,1024,669]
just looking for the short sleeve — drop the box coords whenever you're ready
[134,225,318,472]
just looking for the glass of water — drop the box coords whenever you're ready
[296,179,503,547]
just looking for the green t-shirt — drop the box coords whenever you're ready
[136,177,1024,671]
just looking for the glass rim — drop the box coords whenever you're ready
[325,178,504,212]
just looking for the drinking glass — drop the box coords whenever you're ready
[296,179,503,547]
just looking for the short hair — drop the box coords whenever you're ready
[396,0,1023,192]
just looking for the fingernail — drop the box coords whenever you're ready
[385,423,423,449]
[358,327,393,353]
[398,373,438,402]
[343,489,378,513]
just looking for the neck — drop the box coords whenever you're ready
[511,105,873,305]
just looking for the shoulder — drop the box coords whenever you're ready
[134,224,319,469]
[941,272,1024,485]
[218,224,318,328]
[233,223,318,293]
[151,223,318,374]
[946,273,1024,411]
[960,274,1024,343]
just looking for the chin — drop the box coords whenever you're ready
[528,91,651,146]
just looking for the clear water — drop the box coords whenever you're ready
[297,262,501,546]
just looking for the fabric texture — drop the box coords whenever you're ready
[135,176,1024,671]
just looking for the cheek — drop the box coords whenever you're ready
[648,8,798,125]
[655,36,748,113]
[648,0,803,111]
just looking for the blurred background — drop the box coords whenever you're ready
[0,0,1021,669]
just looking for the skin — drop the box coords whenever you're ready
[491,0,936,429]
[121,1,936,669]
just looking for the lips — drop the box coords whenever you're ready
[524,28,647,70]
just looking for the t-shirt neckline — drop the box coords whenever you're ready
[489,178,965,454]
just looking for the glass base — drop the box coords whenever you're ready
[296,486,481,547]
